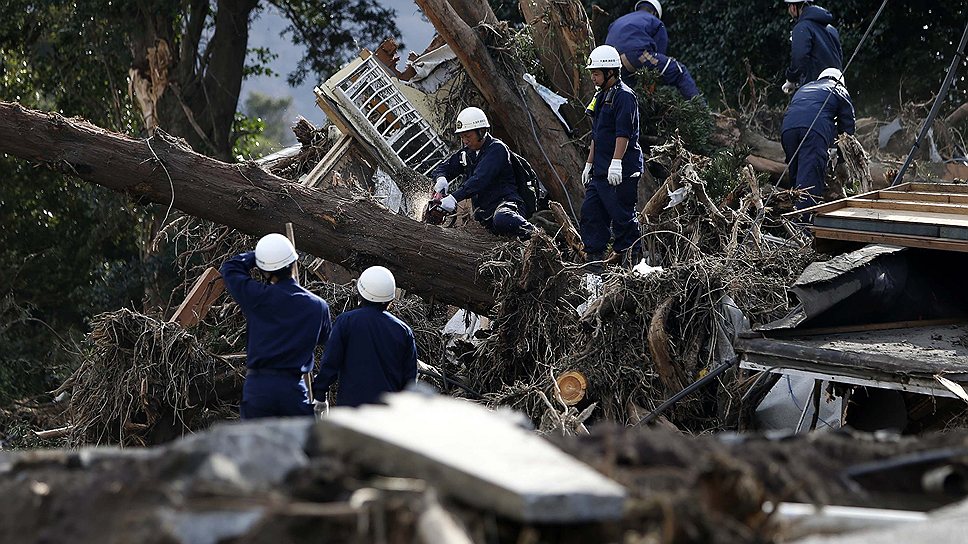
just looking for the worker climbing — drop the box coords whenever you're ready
[781,67,855,210]
[220,233,331,419]
[312,266,417,409]
[429,107,537,239]
[604,0,701,100]
[580,45,644,272]
[781,0,843,94]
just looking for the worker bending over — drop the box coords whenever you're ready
[781,68,855,210]
[580,45,645,271]
[604,0,700,99]
[220,233,331,419]
[313,266,417,408]
[431,107,536,239]
[782,0,843,94]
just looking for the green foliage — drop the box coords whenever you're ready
[700,148,750,202]
[635,71,714,155]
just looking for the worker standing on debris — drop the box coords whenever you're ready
[313,266,417,408]
[604,0,700,99]
[781,68,855,210]
[580,45,644,270]
[220,233,331,419]
[430,107,536,239]
[781,0,843,94]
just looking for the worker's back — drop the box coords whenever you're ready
[317,305,417,407]
[781,78,854,146]
[605,10,668,56]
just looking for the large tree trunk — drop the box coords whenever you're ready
[518,0,596,136]
[415,0,587,218]
[0,102,499,313]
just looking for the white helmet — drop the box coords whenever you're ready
[586,45,622,70]
[634,0,662,18]
[455,107,490,134]
[357,266,396,303]
[819,67,845,85]
[255,233,297,272]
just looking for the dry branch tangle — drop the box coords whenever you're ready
[0,102,500,312]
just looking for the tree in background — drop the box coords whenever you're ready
[242,92,296,157]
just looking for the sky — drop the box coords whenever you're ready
[241,1,437,143]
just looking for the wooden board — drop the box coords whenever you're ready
[822,207,968,228]
[169,267,225,328]
[811,226,968,253]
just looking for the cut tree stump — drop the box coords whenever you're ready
[556,371,588,406]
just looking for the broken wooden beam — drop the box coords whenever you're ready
[169,266,225,328]
[0,102,499,313]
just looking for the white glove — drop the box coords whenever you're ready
[782,80,798,95]
[433,176,448,194]
[439,194,457,212]
[607,159,623,186]
[581,162,592,185]
[313,399,328,420]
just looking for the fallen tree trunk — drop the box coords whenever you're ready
[0,102,499,313]
[415,0,587,217]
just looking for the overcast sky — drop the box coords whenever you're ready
[241,1,436,143]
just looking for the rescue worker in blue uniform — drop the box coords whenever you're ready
[604,0,700,99]
[432,107,536,239]
[313,266,417,408]
[580,45,645,270]
[220,233,331,419]
[781,0,843,94]
[781,68,855,210]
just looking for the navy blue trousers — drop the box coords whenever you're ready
[782,127,829,210]
[241,372,314,419]
[580,176,640,257]
[484,201,536,239]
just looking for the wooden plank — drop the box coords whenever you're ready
[169,267,225,328]
[908,182,968,194]
[811,226,968,253]
[814,215,940,237]
[845,198,968,216]
[822,207,968,228]
[316,392,626,523]
[301,134,352,188]
[878,191,968,205]
[787,185,888,217]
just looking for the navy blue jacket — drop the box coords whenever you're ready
[781,78,855,147]
[605,10,668,56]
[786,5,843,85]
[220,251,331,373]
[313,305,417,407]
[591,81,644,177]
[432,135,522,221]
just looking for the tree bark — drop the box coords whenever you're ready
[0,102,499,313]
[518,0,596,136]
[414,0,587,218]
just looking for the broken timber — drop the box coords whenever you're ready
[0,102,498,313]
[169,266,224,328]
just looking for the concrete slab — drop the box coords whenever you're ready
[315,392,626,523]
